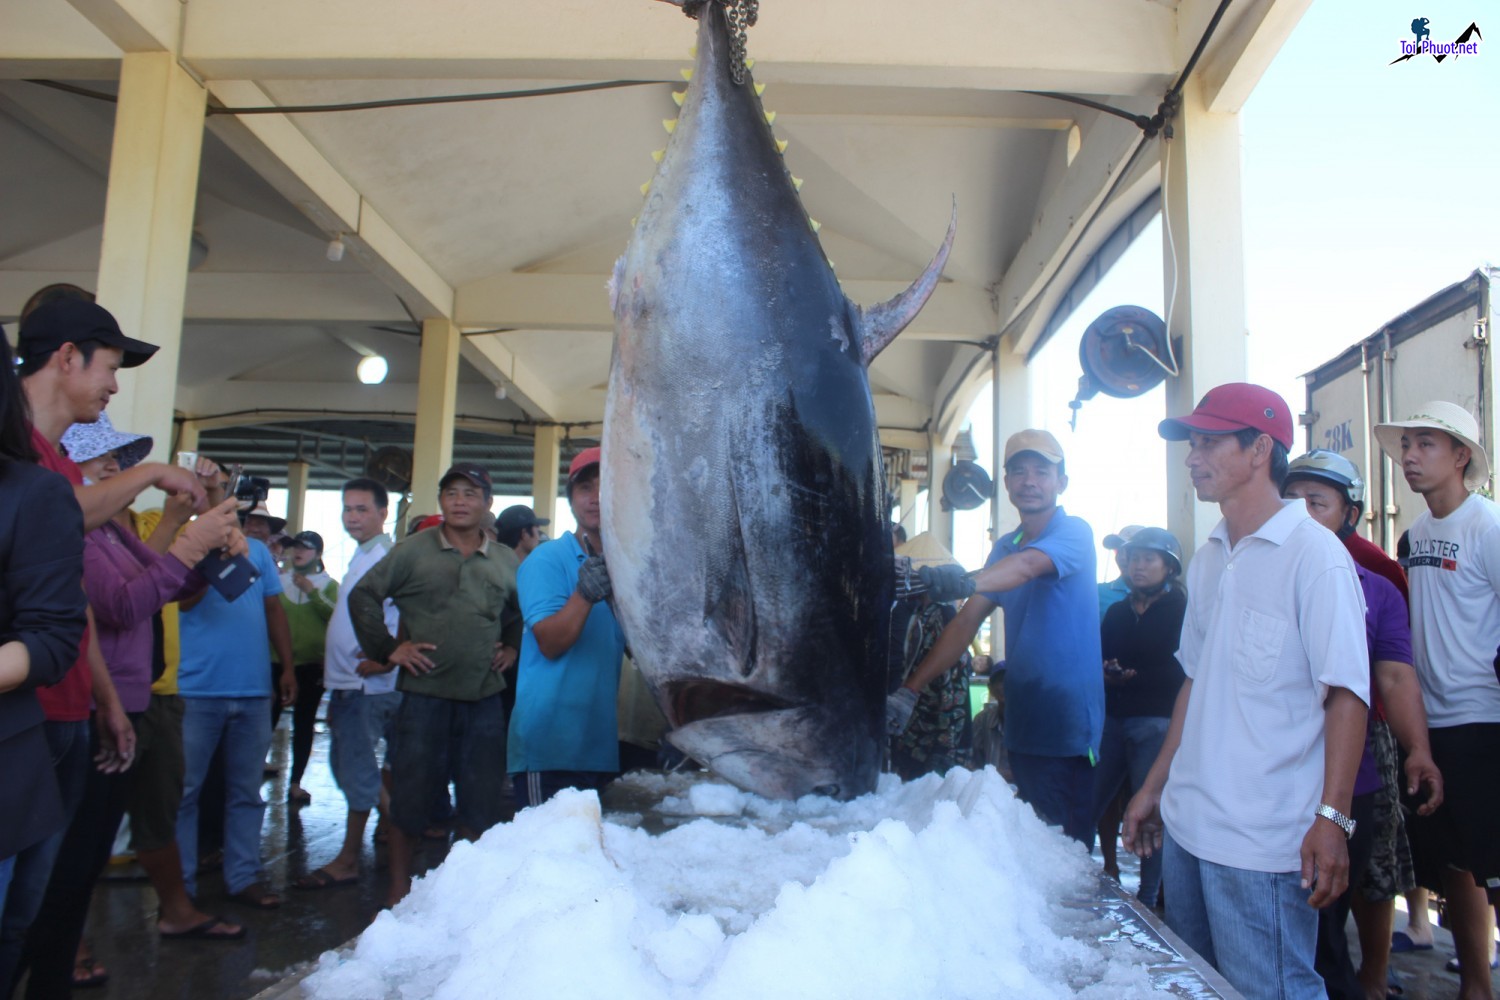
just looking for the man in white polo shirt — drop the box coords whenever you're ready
[1123,383,1369,1000]
[294,477,400,890]
[1374,400,1500,1000]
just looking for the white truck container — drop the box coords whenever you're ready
[1301,267,1497,554]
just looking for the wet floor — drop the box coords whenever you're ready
[1095,842,1500,1000]
[33,717,1500,999]
[53,716,472,1000]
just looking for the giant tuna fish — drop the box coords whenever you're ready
[603,0,955,800]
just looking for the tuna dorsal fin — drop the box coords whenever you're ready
[854,200,958,366]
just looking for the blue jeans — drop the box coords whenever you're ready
[328,690,401,813]
[1163,833,1322,1000]
[1091,714,1171,905]
[1008,750,1095,844]
[0,719,90,997]
[177,697,272,896]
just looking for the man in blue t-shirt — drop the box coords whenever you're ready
[507,447,626,808]
[888,429,1103,843]
[176,535,295,907]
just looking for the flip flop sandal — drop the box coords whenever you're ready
[160,916,247,941]
[72,957,108,989]
[1390,931,1433,952]
[229,883,283,909]
[294,868,359,890]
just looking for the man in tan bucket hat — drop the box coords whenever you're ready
[1374,400,1500,998]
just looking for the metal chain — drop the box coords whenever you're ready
[683,0,759,86]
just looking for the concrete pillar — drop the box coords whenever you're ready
[285,460,311,533]
[989,344,1032,660]
[174,419,200,459]
[532,424,562,524]
[897,478,919,536]
[1161,75,1249,559]
[96,53,207,461]
[410,318,460,509]
[992,344,1030,535]
[927,438,954,550]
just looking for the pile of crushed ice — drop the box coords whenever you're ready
[302,768,1175,999]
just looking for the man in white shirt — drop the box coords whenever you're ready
[294,477,400,889]
[1374,401,1500,1000]
[1123,383,1369,1000]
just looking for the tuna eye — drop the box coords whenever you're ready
[813,784,841,798]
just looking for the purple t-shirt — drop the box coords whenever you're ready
[1354,565,1413,795]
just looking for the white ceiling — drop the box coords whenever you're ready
[0,0,1309,447]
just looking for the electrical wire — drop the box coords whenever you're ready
[24,78,666,115]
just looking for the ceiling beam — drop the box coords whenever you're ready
[65,0,178,53]
[171,0,1173,92]
[204,80,453,320]
[174,378,512,424]
[1193,0,1314,114]
[459,333,562,421]
[0,271,410,323]
[991,111,1149,342]
[456,272,997,339]
[1009,148,1160,357]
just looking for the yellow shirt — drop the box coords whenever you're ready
[132,509,182,696]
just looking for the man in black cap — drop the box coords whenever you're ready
[348,462,523,907]
[17,296,205,531]
[495,504,549,562]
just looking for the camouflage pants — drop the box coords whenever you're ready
[1359,720,1416,902]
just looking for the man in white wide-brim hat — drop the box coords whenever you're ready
[1374,399,1500,996]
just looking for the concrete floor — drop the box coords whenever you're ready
[1098,846,1500,1000]
[64,716,468,1000]
[38,717,1500,999]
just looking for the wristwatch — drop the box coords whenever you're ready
[1315,803,1356,838]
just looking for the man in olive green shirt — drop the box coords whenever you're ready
[348,463,521,907]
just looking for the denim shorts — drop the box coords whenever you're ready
[389,691,507,837]
[328,690,401,813]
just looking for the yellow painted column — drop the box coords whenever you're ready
[1162,76,1249,560]
[531,424,562,524]
[927,438,954,550]
[896,479,919,536]
[96,53,207,459]
[410,318,460,510]
[285,460,311,534]
[989,344,1031,660]
[174,419,200,459]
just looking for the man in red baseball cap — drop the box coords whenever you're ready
[1122,382,1371,998]
[507,444,627,809]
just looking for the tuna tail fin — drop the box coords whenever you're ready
[855,199,958,366]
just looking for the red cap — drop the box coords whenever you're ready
[568,446,602,482]
[1159,382,1294,451]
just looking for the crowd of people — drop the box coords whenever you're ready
[2,284,1497,1000]
[0,290,638,996]
[886,384,1499,1000]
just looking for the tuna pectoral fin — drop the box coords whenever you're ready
[855,199,958,366]
[705,488,757,678]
